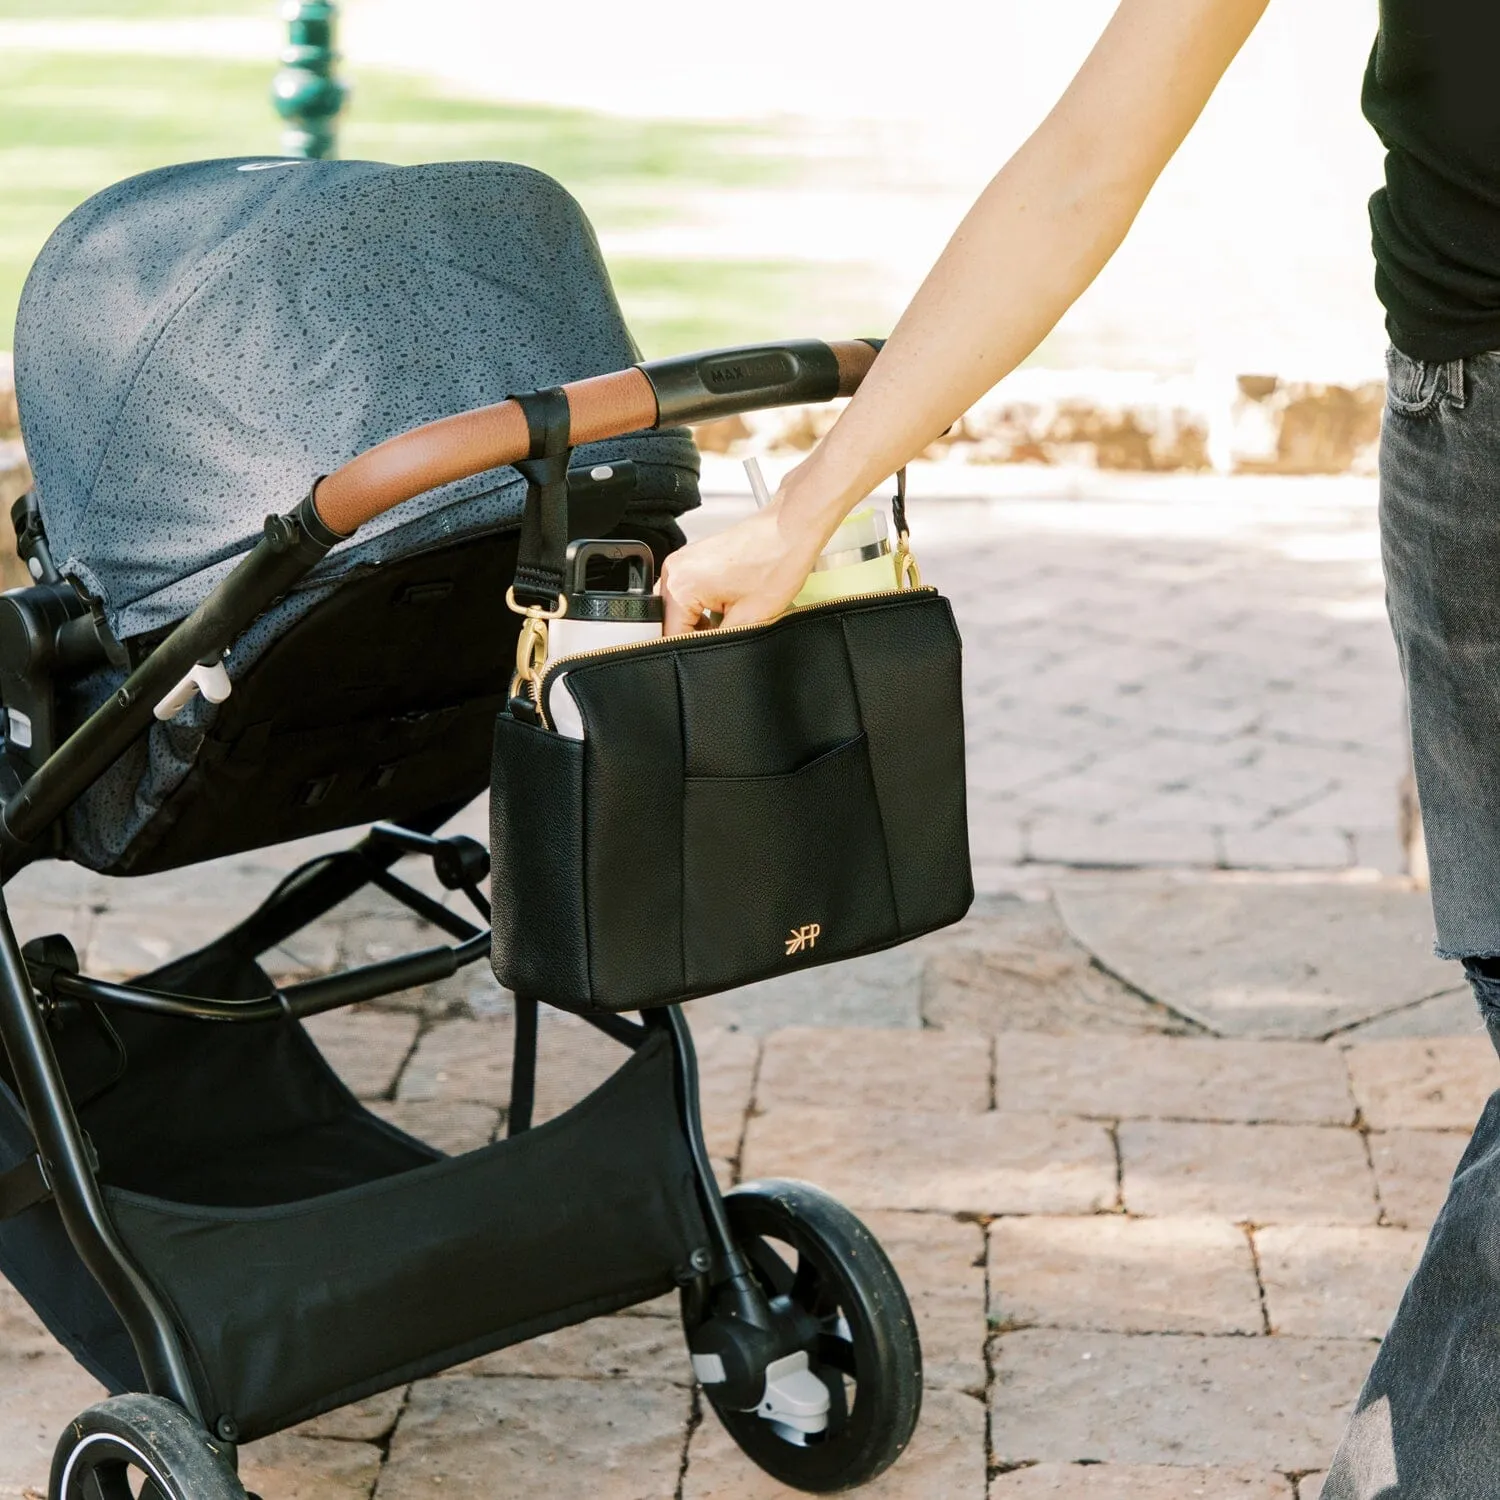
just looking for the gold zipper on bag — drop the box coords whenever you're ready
[530,583,937,731]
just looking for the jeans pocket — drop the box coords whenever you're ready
[1386,344,1445,416]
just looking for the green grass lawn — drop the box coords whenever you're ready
[0,0,268,14]
[0,44,892,356]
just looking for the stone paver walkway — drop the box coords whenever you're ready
[697,468,1409,885]
[2,879,1484,1499]
[0,474,1483,1497]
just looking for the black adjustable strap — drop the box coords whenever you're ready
[511,388,574,610]
[891,465,909,541]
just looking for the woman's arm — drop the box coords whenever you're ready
[660,0,1272,632]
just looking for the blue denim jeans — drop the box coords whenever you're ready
[1323,347,1500,1498]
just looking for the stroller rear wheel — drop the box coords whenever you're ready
[684,1179,923,1493]
[50,1394,246,1500]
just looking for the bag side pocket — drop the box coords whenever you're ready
[491,715,589,1008]
[682,732,898,996]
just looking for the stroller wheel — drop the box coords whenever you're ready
[684,1178,922,1493]
[50,1394,246,1500]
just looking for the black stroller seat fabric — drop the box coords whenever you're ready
[13,157,700,872]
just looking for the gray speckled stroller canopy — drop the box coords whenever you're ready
[14,157,698,640]
[10,157,698,873]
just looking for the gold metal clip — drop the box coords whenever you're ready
[895,532,923,590]
[506,586,568,698]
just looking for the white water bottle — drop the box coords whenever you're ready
[547,539,663,738]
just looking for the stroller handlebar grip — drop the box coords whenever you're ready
[312,338,883,539]
[313,369,657,537]
[636,337,881,426]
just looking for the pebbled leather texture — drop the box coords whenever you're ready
[491,715,590,1006]
[491,589,972,1013]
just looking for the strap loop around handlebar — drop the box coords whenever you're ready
[511,387,573,610]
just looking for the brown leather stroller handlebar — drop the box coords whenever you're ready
[312,337,881,538]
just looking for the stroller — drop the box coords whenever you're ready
[0,158,923,1497]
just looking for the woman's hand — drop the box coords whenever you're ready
[659,477,831,634]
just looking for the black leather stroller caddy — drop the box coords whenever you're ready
[0,157,927,1497]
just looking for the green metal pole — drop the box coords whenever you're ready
[272,1,347,160]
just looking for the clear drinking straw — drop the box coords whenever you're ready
[743,456,774,509]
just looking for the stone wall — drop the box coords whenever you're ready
[695,370,1384,478]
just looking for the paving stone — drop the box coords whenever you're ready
[261,922,344,981]
[691,948,923,1033]
[340,910,441,968]
[377,1376,689,1499]
[366,1098,499,1155]
[921,901,1185,1036]
[0,1276,59,1358]
[6,859,108,909]
[756,1028,991,1115]
[1367,1130,1468,1229]
[989,1217,1261,1335]
[990,1330,1369,1469]
[1027,817,1219,869]
[1055,883,1454,1039]
[393,1014,510,1110]
[7,900,95,966]
[239,1434,383,1500]
[1337,988,1479,1040]
[1299,1475,1325,1500]
[0,1353,106,1497]
[1219,827,1352,871]
[1254,1226,1425,1339]
[1120,1122,1376,1223]
[1349,827,1408,878]
[682,1386,985,1499]
[455,1312,690,1383]
[461,966,512,1018]
[301,1009,421,1099]
[695,1026,761,1161]
[1342,1036,1498,1130]
[744,1106,1116,1215]
[294,1386,407,1443]
[397,1012,625,1121]
[862,1211,987,1392]
[990,1464,1295,1497]
[970,806,1027,867]
[85,904,247,977]
[996,1034,1352,1124]
[1112,792,1266,834]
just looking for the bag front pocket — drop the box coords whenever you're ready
[681,732,898,995]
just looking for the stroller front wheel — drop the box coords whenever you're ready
[683,1178,923,1493]
[50,1394,247,1500]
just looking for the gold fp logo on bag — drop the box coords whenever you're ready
[786,924,821,957]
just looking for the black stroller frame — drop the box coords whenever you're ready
[0,340,925,1497]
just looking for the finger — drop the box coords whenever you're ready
[661,572,706,636]
[720,597,775,630]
